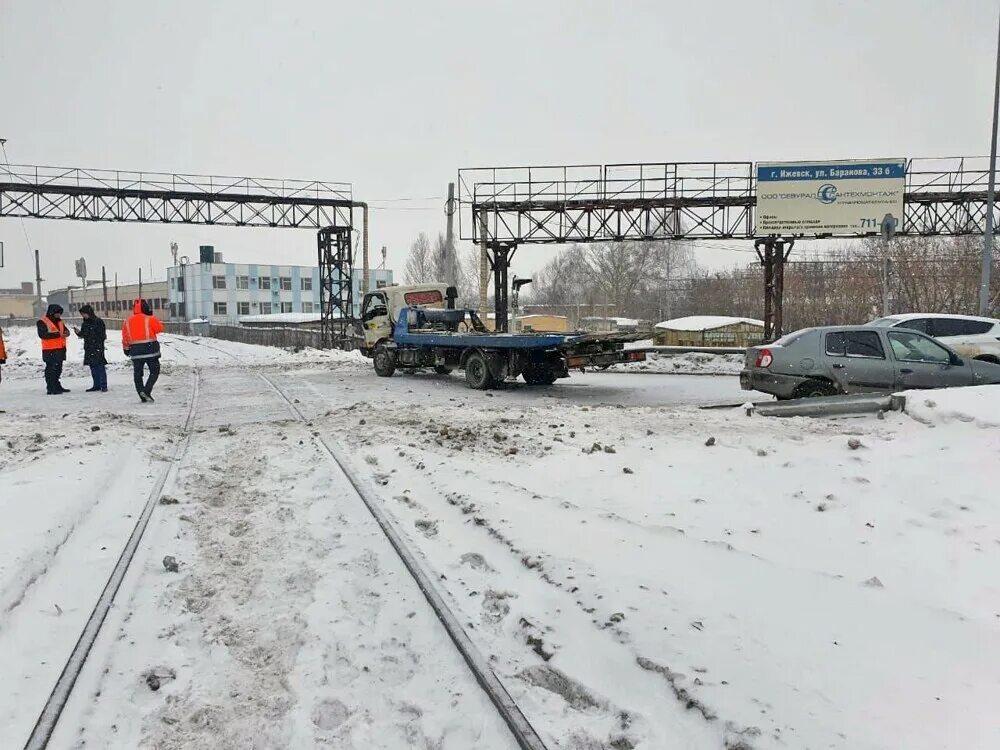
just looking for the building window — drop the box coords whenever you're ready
[213,302,228,315]
[178,302,186,317]
[259,276,271,290]
[177,277,185,292]
[153,298,161,309]
[281,302,293,313]
[213,275,226,290]
[302,302,314,313]
[301,277,313,291]
[237,301,250,316]
[170,303,177,317]
[259,302,272,314]
[236,275,249,290]
[280,276,292,291]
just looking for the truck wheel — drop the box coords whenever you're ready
[373,343,396,377]
[794,380,836,398]
[434,365,454,375]
[465,351,495,390]
[523,367,557,386]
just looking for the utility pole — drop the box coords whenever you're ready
[362,204,370,295]
[34,249,43,316]
[982,9,1000,315]
[138,266,143,299]
[881,257,892,316]
[446,182,456,287]
[881,213,898,317]
[101,266,108,309]
[754,236,795,341]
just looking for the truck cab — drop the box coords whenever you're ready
[359,283,452,352]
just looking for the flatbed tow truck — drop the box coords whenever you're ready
[357,284,647,389]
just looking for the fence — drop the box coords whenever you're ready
[1,316,188,335]
[0,317,319,350]
[204,325,326,350]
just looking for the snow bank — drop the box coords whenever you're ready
[902,384,1000,427]
[0,325,364,379]
[606,350,744,375]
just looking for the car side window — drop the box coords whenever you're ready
[930,318,966,338]
[897,318,930,334]
[825,331,846,356]
[888,331,951,364]
[845,331,885,359]
[961,320,994,335]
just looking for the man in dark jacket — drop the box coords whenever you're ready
[122,299,164,402]
[74,304,108,392]
[37,303,71,394]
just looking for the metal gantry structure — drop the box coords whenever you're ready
[0,163,359,346]
[459,157,1000,335]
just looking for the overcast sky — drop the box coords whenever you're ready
[1,0,998,291]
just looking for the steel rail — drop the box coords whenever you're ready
[259,373,549,750]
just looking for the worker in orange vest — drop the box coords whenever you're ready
[0,325,7,384]
[37,303,71,394]
[122,299,165,402]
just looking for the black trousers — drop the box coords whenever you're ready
[44,355,65,393]
[132,358,161,395]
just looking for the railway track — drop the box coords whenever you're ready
[19,360,547,749]
[258,372,549,750]
[22,369,202,750]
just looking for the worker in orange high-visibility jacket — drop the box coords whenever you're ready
[37,303,71,394]
[0,325,7,384]
[122,299,165,403]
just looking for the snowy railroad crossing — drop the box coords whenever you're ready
[1,326,998,750]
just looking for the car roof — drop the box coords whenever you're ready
[806,325,892,332]
[876,313,999,324]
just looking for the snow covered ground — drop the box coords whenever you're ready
[609,349,745,376]
[1,324,997,749]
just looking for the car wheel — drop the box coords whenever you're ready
[465,351,495,390]
[794,380,837,398]
[373,343,396,377]
[433,365,454,375]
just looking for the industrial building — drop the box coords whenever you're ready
[65,281,169,317]
[0,281,37,318]
[166,251,392,324]
[654,315,764,347]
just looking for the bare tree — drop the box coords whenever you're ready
[404,233,435,284]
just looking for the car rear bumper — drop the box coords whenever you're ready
[740,369,806,398]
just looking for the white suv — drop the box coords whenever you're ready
[868,313,1000,364]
